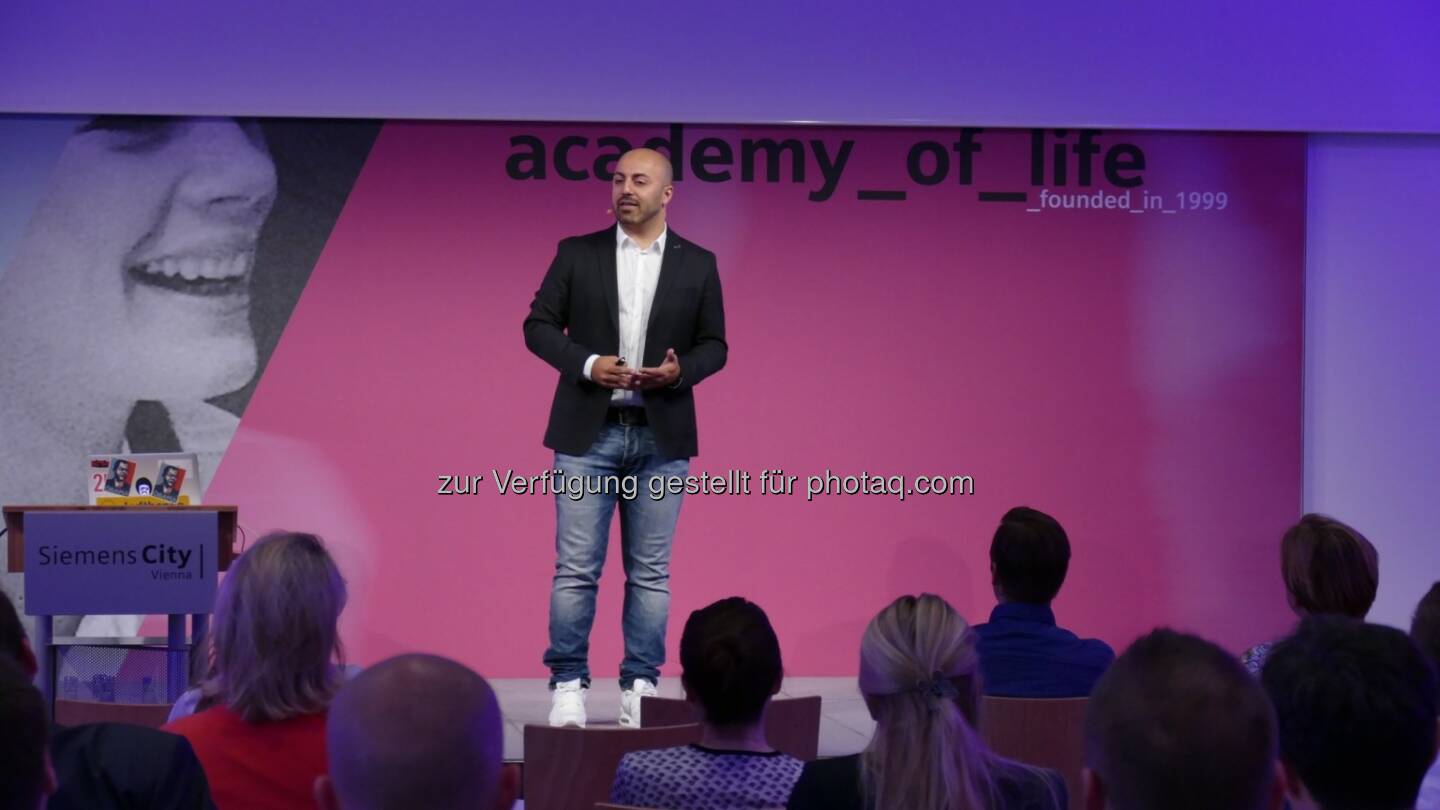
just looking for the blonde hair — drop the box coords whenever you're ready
[858,594,998,810]
[198,531,347,722]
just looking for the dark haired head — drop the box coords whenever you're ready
[990,506,1071,604]
[1280,514,1378,619]
[0,590,26,667]
[679,597,782,727]
[0,655,51,810]
[1262,615,1438,810]
[1412,581,1440,668]
[1085,629,1279,810]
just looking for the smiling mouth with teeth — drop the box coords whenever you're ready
[127,251,254,296]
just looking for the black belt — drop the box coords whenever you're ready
[606,407,648,426]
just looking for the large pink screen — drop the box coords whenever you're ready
[208,122,1304,675]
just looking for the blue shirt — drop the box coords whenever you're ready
[975,602,1115,698]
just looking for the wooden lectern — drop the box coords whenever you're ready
[3,505,237,716]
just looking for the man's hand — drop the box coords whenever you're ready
[630,348,682,390]
[590,356,635,389]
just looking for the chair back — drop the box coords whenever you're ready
[979,696,1087,810]
[53,698,173,728]
[595,806,785,810]
[596,805,784,810]
[639,695,823,760]
[523,723,701,810]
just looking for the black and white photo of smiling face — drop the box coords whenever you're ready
[0,116,378,503]
[0,117,281,510]
[17,118,277,399]
[0,113,380,638]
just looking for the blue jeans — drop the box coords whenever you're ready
[544,423,688,689]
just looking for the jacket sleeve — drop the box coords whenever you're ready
[523,239,595,385]
[675,253,727,390]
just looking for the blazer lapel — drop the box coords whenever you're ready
[596,231,619,336]
[645,231,683,346]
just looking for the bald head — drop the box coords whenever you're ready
[618,147,673,186]
[324,655,510,810]
[612,148,673,233]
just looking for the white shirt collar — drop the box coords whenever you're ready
[616,222,668,254]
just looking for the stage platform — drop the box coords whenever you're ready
[493,676,874,761]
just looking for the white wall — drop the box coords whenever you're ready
[1305,134,1440,630]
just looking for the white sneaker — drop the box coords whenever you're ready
[548,678,587,727]
[619,678,657,728]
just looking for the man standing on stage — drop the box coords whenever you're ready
[523,148,728,727]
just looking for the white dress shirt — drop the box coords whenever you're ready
[583,224,667,406]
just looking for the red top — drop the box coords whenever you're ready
[163,704,328,810]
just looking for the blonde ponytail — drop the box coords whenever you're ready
[858,594,999,810]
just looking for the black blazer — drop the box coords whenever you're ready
[523,226,727,458]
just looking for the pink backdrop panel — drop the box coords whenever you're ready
[206,122,1304,676]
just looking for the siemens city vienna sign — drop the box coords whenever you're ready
[22,511,220,615]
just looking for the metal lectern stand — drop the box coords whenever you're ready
[3,505,237,716]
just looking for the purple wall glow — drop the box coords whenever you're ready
[4,1,1439,645]
[1305,134,1440,632]
[2,1,1438,133]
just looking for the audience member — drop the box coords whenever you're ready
[170,661,363,722]
[611,597,804,809]
[976,506,1114,696]
[1412,582,1440,669]
[316,653,517,810]
[1084,628,1283,810]
[1243,513,1378,673]
[0,655,53,810]
[1263,615,1438,810]
[1416,582,1440,810]
[11,513,1421,810]
[0,590,214,809]
[789,593,1065,810]
[0,588,30,674]
[164,531,348,810]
